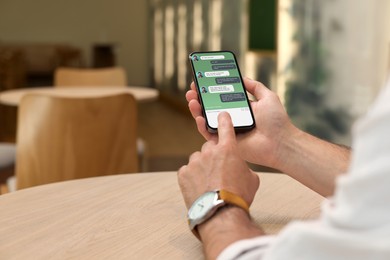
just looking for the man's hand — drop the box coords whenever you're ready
[186,78,351,196]
[177,112,263,259]
[186,78,296,169]
[178,112,259,209]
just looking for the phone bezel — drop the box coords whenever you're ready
[188,50,255,133]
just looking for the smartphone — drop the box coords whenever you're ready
[189,50,255,133]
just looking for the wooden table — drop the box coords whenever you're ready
[0,86,159,106]
[0,172,323,259]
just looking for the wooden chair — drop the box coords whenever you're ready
[15,93,138,190]
[54,66,147,169]
[54,67,127,87]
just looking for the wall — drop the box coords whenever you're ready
[0,0,149,86]
[322,0,390,117]
[277,0,390,144]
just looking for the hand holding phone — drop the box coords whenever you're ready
[189,51,255,133]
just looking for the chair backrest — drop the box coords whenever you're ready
[16,93,138,190]
[54,67,127,87]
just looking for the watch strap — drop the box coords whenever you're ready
[190,189,250,240]
[219,190,249,214]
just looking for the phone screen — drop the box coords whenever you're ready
[189,51,255,132]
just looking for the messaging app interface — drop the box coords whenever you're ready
[191,52,253,129]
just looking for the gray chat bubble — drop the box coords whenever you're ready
[216,77,241,84]
[220,93,246,102]
[210,59,235,64]
[212,64,237,71]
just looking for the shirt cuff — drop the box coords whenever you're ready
[217,235,276,260]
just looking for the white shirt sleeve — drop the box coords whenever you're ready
[217,236,276,260]
[218,81,390,260]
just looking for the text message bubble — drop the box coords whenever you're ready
[208,85,234,94]
[212,64,237,71]
[220,93,246,102]
[205,71,230,77]
[215,77,241,84]
[200,55,225,60]
[210,59,234,64]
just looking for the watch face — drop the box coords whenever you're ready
[188,191,217,220]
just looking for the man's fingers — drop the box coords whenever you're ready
[188,151,201,163]
[243,78,268,101]
[195,116,214,141]
[190,81,196,91]
[188,99,203,120]
[201,139,217,152]
[217,112,236,145]
[185,89,198,103]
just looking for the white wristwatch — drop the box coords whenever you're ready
[187,189,250,239]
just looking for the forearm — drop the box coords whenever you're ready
[198,206,264,260]
[275,126,351,197]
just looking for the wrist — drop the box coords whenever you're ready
[188,189,251,239]
[271,123,303,171]
[198,206,264,259]
[272,125,350,196]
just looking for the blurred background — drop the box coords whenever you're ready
[1,0,390,171]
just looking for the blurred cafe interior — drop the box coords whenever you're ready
[1,0,390,258]
[1,0,390,190]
